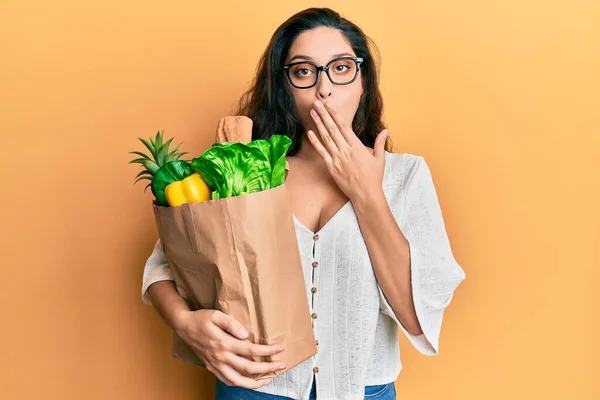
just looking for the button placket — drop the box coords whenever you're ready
[311,231,321,375]
[311,232,321,326]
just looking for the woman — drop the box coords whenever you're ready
[141,7,466,400]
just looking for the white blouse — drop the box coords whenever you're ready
[141,151,466,400]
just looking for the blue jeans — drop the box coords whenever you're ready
[215,376,396,399]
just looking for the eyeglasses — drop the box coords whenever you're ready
[283,56,364,89]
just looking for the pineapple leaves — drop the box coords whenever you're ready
[156,144,168,166]
[138,137,155,155]
[143,160,160,175]
[162,137,174,151]
[170,141,184,154]
[130,130,187,184]
[135,170,153,178]
[154,130,163,149]
[129,151,151,161]
[171,151,189,160]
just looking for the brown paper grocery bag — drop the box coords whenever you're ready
[152,119,315,380]
[153,182,316,379]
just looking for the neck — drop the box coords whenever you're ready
[295,130,326,165]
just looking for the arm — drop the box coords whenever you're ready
[355,155,466,355]
[140,238,285,387]
[353,184,421,336]
[141,239,189,330]
[141,239,176,305]
[146,280,190,332]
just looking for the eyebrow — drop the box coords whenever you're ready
[288,52,354,63]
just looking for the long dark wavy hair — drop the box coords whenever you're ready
[234,7,393,155]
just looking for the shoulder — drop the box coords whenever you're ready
[383,150,426,192]
[384,150,424,167]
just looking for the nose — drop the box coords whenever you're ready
[316,69,332,100]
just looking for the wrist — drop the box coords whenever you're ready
[172,308,192,334]
[351,188,386,213]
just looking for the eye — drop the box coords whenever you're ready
[334,64,350,72]
[290,63,316,78]
[296,68,313,77]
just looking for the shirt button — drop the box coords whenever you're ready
[311,313,318,319]
[313,367,319,373]
[311,287,317,293]
[312,261,319,268]
[313,234,319,241]
[315,340,319,346]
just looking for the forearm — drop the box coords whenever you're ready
[353,190,423,336]
[146,280,190,332]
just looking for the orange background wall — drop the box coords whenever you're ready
[1,1,598,399]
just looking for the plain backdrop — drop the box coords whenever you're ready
[1,0,598,399]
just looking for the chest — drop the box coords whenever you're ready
[284,157,351,234]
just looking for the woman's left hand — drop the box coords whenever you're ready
[307,99,388,204]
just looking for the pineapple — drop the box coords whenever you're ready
[129,130,188,194]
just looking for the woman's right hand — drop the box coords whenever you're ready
[174,309,286,389]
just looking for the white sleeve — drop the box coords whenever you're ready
[379,155,466,355]
[141,238,175,306]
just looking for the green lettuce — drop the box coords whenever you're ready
[267,134,291,187]
[191,135,291,199]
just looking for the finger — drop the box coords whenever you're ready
[374,129,389,160]
[210,365,234,387]
[225,352,286,376]
[220,363,274,389]
[307,130,334,168]
[313,100,349,150]
[312,100,347,149]
[211,311,249,340]
[324,101,361,146]
[227,337,285,358]
[310,106,341,155]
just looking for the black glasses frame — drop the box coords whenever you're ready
[283,56,364,89]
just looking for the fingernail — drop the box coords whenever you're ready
[262,378,273,386]
[314,101,322,109]
[310,109,317,117]
[277,346,284,352]
[239,327,249,338]
[277,364,286,370]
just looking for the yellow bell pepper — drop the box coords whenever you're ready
[165,173,211,206]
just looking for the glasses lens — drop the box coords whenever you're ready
[288,63,318,88]
[328,59,358,84]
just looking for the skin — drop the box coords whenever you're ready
[286,26,422,339]
[147,26,422,391]
[285,26,369,232]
